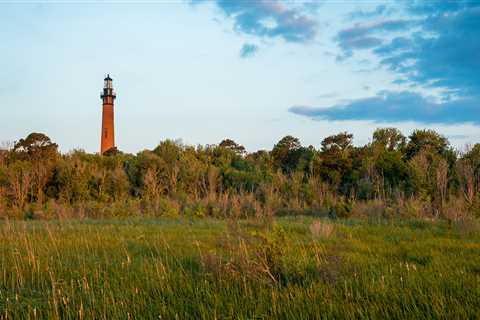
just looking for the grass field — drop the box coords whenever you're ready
[0,217,479,319]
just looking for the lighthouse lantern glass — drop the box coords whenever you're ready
[104,79,112,89]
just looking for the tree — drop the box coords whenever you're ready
[0,142,13,166]
[13,133,58,161]
[247,150,275,177]
[408,148,454,210]
[103,147,121,156]
[374,149,410,197]
[372,128,406,151]
[462,144,480,173]
[271,136,302,173]
[6,161,33,209]
[0,150,7,167]
[458,144,480,203]
[321,132,353,153]
[219,139,246,155]
[10,133,59,204]
[368,128,408,198]
[405,130,458,205]
[50,151,101,203]
[318,133,354,191]
[153,140,184,194]
[405,130,449,159]
[1,127,477,219]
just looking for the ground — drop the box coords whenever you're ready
[0,217,479,319]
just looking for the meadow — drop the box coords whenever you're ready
[1,217,479,319]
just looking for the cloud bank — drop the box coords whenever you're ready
[290,91,480,125]
[337,2,480,96]
[294,2,480,125]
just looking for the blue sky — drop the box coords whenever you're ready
[1,1,479,153]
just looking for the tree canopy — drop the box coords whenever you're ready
[0,129,478,219]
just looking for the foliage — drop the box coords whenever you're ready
[405,129,450,159]
[12,132,58,161]
[372,127,406,151]
[219,138,246,155]
[0,130,477,219]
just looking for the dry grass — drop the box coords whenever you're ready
[309,219,335,238]
[454,217,480,236]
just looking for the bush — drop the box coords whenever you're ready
[184,202,207,218]
[157,198,180,217]
[352,200,389,219]
[329,201,352,219]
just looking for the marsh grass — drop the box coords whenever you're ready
[309,220,335,239]
[0,217,479,319]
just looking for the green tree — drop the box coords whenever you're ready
[458,144,480,205]
[318,132,354,192]
[219,139,246,155]
[10,133,59,204]
[321,132,353,153]
[103,147,121,156]
[12,132,58,161]
[372,128,406,151]
[271,136,302,173]
[405,130,449,159]
[463,144,480,173]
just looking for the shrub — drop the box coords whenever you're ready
[184,202,207,218]
[157,197,180,217]
[330,201,352,219]
[352,200,388,219]
[202,222,287,284]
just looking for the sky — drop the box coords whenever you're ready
[1,0,479,153]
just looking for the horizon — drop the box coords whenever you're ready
[1,1,479,153]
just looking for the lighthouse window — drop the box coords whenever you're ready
[104,130,108,138]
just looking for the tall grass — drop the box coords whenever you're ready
[0,218,479,319]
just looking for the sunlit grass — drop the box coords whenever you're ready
[0,217,479,319]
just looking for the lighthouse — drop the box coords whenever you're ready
[100,75,116,154]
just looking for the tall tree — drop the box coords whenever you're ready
[219,139,246,155]
[321,132,353,153]
[12,133,58,161]
[11,133,59,204]
[271,136,302,173]
[372,128,406,151]
[318,132,354,191]
[405,130,449,159]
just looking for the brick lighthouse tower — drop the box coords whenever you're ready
[100,75,116,154]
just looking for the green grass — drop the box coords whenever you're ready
[0,217,479,319]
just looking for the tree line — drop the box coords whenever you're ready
[0,129,479,219]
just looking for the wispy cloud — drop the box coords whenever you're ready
[349,5,393,19]
[336,20,414,59]
[239,43,259,58]
[290,91,480,125]
[338,3,480,96]
[195,0,318,43]
[319,2,480,126]
[379,7,480,96]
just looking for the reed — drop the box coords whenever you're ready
[0,217,479,319]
